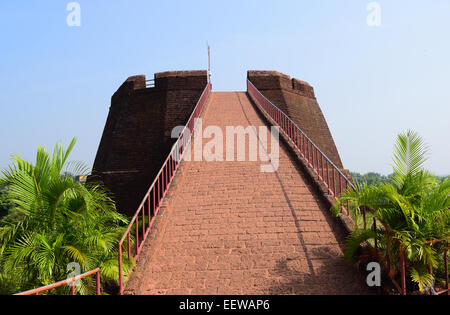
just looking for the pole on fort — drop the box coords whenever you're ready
[207,42,211,83]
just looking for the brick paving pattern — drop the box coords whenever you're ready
[126,92,371,295]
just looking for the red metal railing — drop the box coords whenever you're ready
[117,82,212,295]
[247,79,449,296]
[247,79,354,208]
[15,268,101,296]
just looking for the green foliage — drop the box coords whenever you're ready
[0,138,132,295]
[351,172,448,187]
[335,130,450,294]
[0,189,14,220]
[411,267,435,293]
[343,228,377,264]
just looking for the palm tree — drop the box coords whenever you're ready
[0,138,132,295]
[334,130,449,293]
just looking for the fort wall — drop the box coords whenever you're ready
[92,71,207,216]
[248,70,344,169]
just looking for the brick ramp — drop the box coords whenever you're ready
[125,92,371,295]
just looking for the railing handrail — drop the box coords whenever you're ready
[118,83,212,245]
[146,79,155,88]
[134,80,212,219]
[247,79,354,191]
[16,268,101,296]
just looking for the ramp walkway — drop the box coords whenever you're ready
[125,92,370,295]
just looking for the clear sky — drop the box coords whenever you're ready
[0,0,449,175]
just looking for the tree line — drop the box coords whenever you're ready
[351,172,449,186]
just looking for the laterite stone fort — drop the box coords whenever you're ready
[93,70,345,216]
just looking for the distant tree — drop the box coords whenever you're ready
[437,175,450,184]
[350,172,392,186]
[352,173,448,186]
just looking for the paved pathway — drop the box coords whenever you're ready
[126,92,371,295]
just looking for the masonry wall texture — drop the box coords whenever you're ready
[92,71,208,216]
[247,71,344,169]
[93,70,345,216]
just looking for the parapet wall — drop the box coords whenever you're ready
[248,70,344,169]
[92,71,208,216]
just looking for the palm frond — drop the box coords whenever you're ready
[344,229,377,263]
[411,267,435,293]
[391,130,429,188]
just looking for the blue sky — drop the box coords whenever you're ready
[0,0,449,175]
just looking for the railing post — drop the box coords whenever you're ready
[320,155,324,181]
[167,157,171,181]
[142,206,145,239]
[445,247,449,296]
[162,165,165,192]
[152,187,156,217]
[312,148,315,170]
[302,136,306,157]
[165,164,169,190]
[326,160,330,189]
[400,246,407,295]
[127,233,131,259]
[135,216,139,255]
[96,270,101,295]
[314,149,317,172]
[306,142,310,164]
[157,178,160,211]
[148,194,151,228]
[316,149,320,175]
[118,246,123,295]
[309,143,312,166]
[171,156,174,179]
[173,154,176,173]
[300,134,304,155]
[373,218,378,258]
[309,142,312,165]
[332,168,337,197]
[428,265,433,295]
